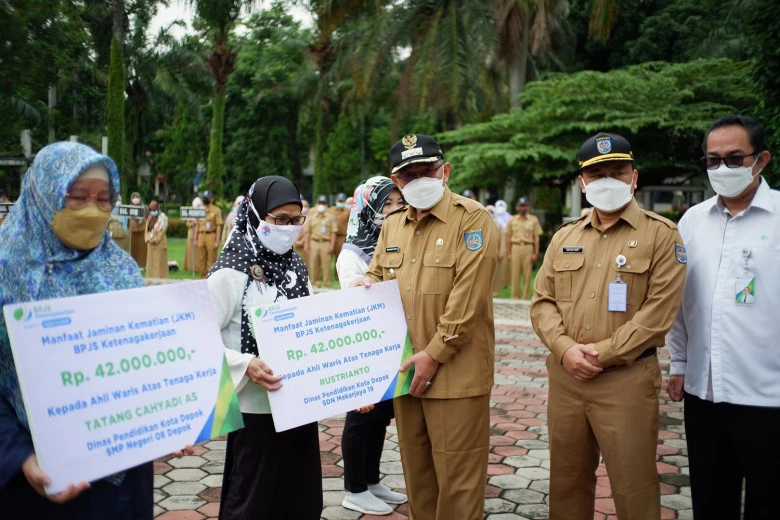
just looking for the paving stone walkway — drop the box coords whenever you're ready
[152,299,691,520]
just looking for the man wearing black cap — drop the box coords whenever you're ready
[506,197,542,299]
[304,194,337,287]
[530,132,687,520]
[330,192,350,279]
[195,190,223,278]
[357,134,498,519]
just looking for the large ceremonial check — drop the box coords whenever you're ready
[2,281,243,494]
[251,281,413,432]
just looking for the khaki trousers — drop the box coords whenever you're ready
[309,240,331,287]
[394,394,490,520]
[546,353,662,520]
[492,256,510,297]
[197,233,218,278]
[510,243,534,299]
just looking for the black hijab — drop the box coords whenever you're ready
[208,176,309,356]
[343,176,401,262]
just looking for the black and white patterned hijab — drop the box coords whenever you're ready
[208,176,310,355]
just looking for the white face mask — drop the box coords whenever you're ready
[707,163,760,198]
[372,214,386,227]
[256,221,302,255]
[583,177,634,212]
[131,197,141,205]
[495,206,507,215]
[316,204,326,213]
[400,177,445,210]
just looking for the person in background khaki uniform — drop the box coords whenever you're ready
[128,191,148,268]
[0,189,11,227]
[530,132,687,520]
[294,198,310,270]
[506,197,542,299]
[144,200,169,279]
[304,195,336,287]
[358,134,498,520]
[492,200,512,296]
[108,196,131,253]
[331,192,350,280]
[183,197,203,271]
[195,190,223,278]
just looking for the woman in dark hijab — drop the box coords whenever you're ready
[207,176,322,520]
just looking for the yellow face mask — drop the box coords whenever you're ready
[50,205,112,250]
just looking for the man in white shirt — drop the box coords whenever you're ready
[666,115,779,520]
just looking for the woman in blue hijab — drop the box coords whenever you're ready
[0,142,153,518]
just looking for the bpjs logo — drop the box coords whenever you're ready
[13,306,33,322]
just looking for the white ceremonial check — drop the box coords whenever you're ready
[3,281,243,494]
[250,281,413,432]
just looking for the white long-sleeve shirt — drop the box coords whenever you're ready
[207,268,313,414]
[336,248,369,290]
[666,179,780,407]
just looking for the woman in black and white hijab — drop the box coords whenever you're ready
[207,176,322,520]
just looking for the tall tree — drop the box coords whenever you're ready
[191,0,249,193]
[107,38,126,190]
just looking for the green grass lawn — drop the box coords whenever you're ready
[153,237,538,296]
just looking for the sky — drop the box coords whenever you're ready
[148,1,313,40]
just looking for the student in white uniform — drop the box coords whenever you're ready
[206,176,321,520]
[336,177,407,515]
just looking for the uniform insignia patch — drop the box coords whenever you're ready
[628,240,638,248]
[675,243,687,264]
[436,238,444,246]
[401,134,418,149]
[464,228,483,251]
[596,136,612,154]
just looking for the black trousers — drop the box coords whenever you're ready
[342,399,395,493]
[219,413,322,520]
[684,393,780,520]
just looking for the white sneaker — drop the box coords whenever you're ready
[342,490,393,515]
[369,482,408,504]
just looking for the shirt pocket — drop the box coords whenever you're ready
[377,253,404,280]
[552,255,585,301]
[615,258,651,307]
[421,252,456,294]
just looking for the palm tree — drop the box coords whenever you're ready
[190,0,251,192]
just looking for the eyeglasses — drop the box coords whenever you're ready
[395,162,443,183]
[266,212,306,226]
[65,189,114,211]
[701,152,759,170]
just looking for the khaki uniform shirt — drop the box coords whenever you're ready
[530,200,686,368]
[306,211,337,242]
[366,188,498,399]
[197,205,223,234]
[507,214,542,245]
[331,207,350,236]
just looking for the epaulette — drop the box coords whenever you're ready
[557,213,588,231]
[452,193,483,214]
[645,210,678,230]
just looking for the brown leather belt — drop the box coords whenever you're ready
[200,231,216,234]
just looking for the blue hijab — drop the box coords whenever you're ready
[0,142,143,431]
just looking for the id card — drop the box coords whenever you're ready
[321,225,327,234]
[608,280,627,312]
[735,274,755,304]
[206,222,211,230]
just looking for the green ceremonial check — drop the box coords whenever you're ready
[250,280,413,432]
[2,281,243,494]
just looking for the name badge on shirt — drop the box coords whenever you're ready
[735,274,755,304]
[321,225,327,234]
[206,222,211,230]
[608,280,627,312]
[562,246,584,254]
[609,254,627,312]
[386,246,400,253]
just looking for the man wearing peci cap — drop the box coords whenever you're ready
[530,132,687,520]
[304,194,337,288]
[355,134,498,519]
[330,192,351,280]
[506,197,543,299]
[195,190,223,278]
